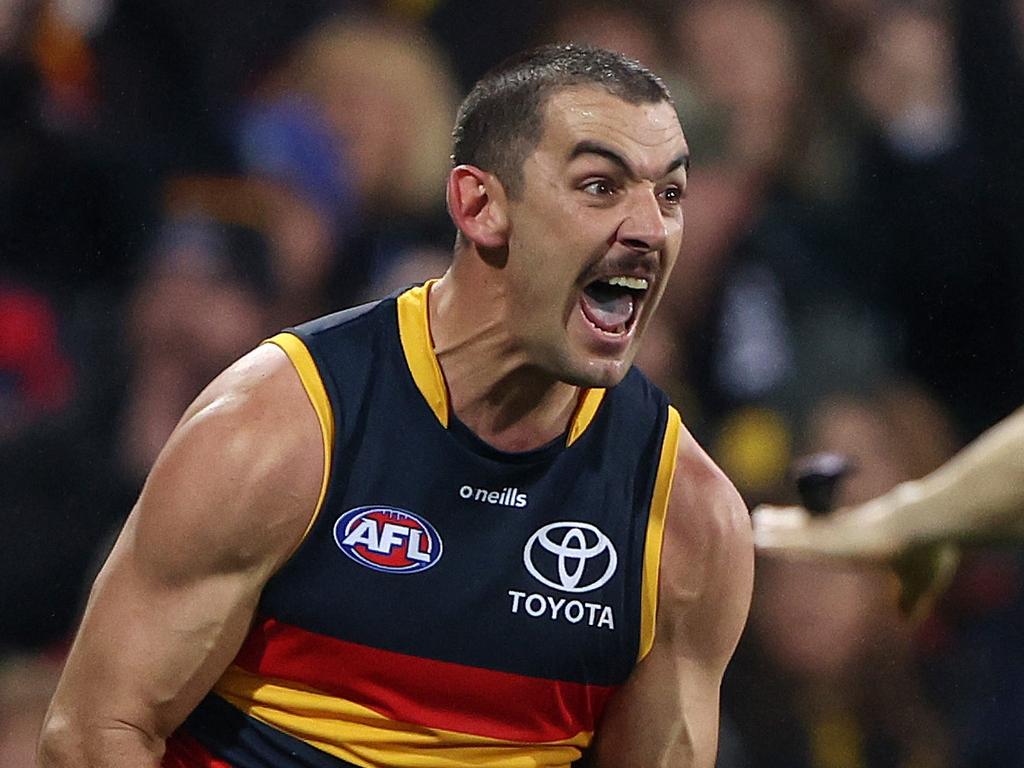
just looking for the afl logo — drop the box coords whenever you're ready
[523,522,618,593]
[334,506,443,574]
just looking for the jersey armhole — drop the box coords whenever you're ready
[638,405,682,662]
[262,333,335,557]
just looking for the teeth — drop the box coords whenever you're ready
[604,276,649,290]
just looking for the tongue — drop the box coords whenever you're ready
[581,289,634,333]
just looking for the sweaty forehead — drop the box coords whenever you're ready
[538,86,687,173]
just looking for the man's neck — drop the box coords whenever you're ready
[428,272,581,453]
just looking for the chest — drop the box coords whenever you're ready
[261,404,654,686]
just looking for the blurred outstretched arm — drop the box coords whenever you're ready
[754,405,1024,615]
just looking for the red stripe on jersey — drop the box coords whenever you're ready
[233,617,617,742]
[162,731,233,767]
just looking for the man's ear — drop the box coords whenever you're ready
[446,165,509,250]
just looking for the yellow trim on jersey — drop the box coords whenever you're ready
[638,405,682,661]
[215,666,590,768]
[397,281,608,443]
[397,282,449,427]
[263,333,334,545]
[566,388,606,447]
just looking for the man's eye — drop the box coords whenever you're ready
[660,185,683,204]
[582,180,615,196]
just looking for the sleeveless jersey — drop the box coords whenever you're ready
[163,283,682,768]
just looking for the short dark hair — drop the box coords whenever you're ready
[451,44,675,198]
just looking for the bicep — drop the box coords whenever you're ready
[593,437,753,767]
[58,513,265,741]
[46,346,323,747]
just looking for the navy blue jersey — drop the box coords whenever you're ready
[164,283,682,768]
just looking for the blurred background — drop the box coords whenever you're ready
[1,0,1022,765]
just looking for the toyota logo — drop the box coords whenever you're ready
[523,522,618,593]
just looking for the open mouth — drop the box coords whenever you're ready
[580,276,650,335]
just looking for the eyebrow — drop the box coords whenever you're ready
[568,140,690,179]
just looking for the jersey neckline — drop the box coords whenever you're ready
[395,282,607,453]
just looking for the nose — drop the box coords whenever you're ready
[616,187,668,253]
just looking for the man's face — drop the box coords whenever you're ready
[502,86,688,388]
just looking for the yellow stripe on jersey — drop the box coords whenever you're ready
[566,388,607,447]
[638,405,682,661]
[397,282,609,443]
[263,333,335,547]
[397,282,450,428]
[214,666,591,768]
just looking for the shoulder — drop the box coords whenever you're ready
[291,295,393,341]
[172,341,320,475]
[132,342,325,578]
[657,422,753,659]
[667,425,752,561]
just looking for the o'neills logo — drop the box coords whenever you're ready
[459,484,528,508]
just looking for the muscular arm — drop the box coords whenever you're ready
[862,404,1024,548]
[37,344,324,767]
[591,428,754,768]
[754,405,1024,560]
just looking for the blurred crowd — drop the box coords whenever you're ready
[2,0,1023,766]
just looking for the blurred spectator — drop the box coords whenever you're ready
[0,282,103,651]
[657,0,889,502]
[274,12,459,292]
[3,212,275,654]
[741,557,952,768]
[286,15,457,221]
[675,0,807,177]
[840,2,1024,439]
[237,97,358,325]
[726,388,958,768]
[853,6,960,160]
[115,214,275,488]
